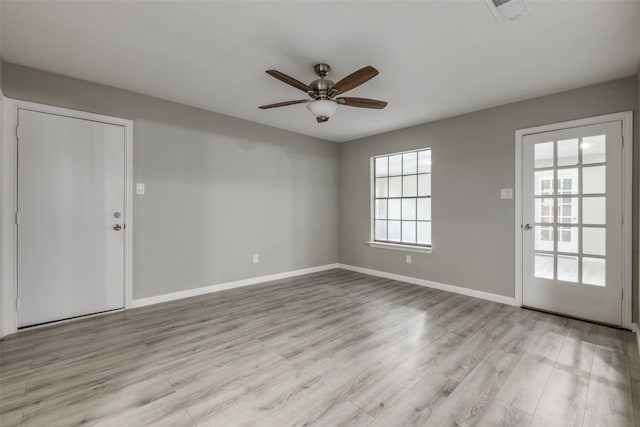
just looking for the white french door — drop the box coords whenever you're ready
[522,120,624,326]
[17,109,126,327]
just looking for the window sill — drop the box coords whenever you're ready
[367,241,432,254]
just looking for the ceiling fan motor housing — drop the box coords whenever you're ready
[310,63,334,99]
[309,78,334,100]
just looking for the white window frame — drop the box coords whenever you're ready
[368,147,432,254]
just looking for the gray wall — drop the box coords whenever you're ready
[2,61,638,322]
[2,62,339,300]
[339,76,639,321]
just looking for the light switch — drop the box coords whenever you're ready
[500,188,513,199]
[136,183,145,195]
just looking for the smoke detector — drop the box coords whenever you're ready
[485,0,531,24]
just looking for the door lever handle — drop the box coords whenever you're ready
[523,223,533,230]
[113,224,122,231]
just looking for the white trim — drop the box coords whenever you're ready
[514,128,523,307]
[514,111,633,330]
[0,95,9,339]
[1,99,18,338]
[516,112,631,136]
[338,263,516,306]
[0,99,134,337]
[12,100,133,127]
[0,95,3,339]
[634,324,640,357]
[621,113,633,330]
[370,156,375,249]
[369,147,433,251]
[130,263,340,308]
[124,115,134,310]
[367,241,432,254]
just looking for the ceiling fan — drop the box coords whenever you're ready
[259,63,387,123]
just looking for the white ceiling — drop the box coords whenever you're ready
[2,1,639,142]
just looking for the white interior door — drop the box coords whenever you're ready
[522,121,623,326]
[17,109,125,327]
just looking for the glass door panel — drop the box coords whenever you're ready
[522,120,623,326]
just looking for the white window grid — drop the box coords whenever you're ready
[372,148,431,247]
[533,137,607,285]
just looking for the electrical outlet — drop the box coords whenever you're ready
[406,255,412,264]
[253,254,259,264]
[136,183,145,195]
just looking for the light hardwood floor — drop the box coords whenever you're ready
[1,269,639,426]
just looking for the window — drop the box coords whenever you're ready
[558,177,573,195]
[559,226,572,242]
[539,174,578,243]
[372,148,431,248]
[558,198,574,223]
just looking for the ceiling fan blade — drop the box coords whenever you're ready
[330,66,379,96]
[259,100,310,109]
[266,70,312,93]
[317,116,330,123]
[336,97,388,109]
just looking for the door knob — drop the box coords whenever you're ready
[113,224,122,231]
[523,223,533,230]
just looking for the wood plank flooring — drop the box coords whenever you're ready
[1,269,639,426]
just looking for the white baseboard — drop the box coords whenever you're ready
[130,263,340,308]
[337,263,516,306]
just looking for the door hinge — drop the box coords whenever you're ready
[16,124,20,141]
[16,298,20,311]
[14,212,20,225]
[621,289,623,301]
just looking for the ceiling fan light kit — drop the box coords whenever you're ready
[259,63,387,123]
[307,100,338,121]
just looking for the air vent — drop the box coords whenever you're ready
[485,0,531,24]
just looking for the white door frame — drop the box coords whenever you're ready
[515,111,633,330]
[1,99,133,337]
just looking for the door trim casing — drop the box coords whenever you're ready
[514,111,633,329]
[1,99,133,337]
